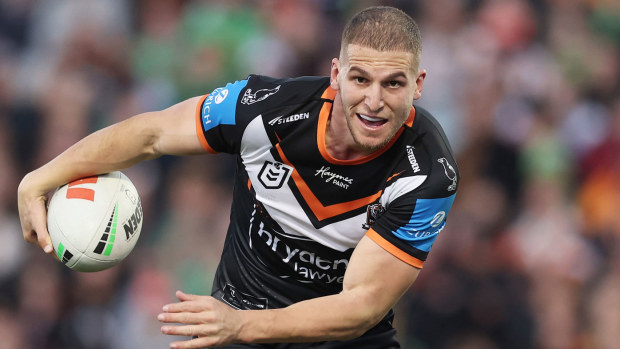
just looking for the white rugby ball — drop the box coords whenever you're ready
[47,171,143,272]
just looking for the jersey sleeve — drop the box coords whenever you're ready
[195,79,249,154]
[366,178,457,269]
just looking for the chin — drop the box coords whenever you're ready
[353,136,391,154]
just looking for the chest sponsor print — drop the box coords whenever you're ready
[314,166,353,190]
[247,205,350,285]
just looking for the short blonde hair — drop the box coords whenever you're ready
[341,6,422,64]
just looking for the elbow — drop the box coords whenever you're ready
[128,112,165,160]
[332,309,385,341]
[140,126,163,160]
[336,322,377,341]
[145,137,161,159]
[337,328,370,342]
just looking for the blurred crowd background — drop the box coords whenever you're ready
[1,0,619,348]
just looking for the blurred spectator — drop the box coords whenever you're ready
[3,0,620,348]
[579,98,620,242]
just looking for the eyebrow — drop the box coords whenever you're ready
[348,66,408,80]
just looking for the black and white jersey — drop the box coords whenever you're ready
[195,75,458,345]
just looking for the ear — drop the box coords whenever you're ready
[330,58,341,91]
[413,69,426,100]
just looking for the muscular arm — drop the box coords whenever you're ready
[18,96,205,252]
[248,235,420,342]
[160,235,420,347]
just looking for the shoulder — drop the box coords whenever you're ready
[408,105,456,159]
[199,75,329,130]
[397,105,460,197]
[240,75,331,108]
[409,106,452,147]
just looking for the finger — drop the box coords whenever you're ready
[31,197,53,254]
[169,336,216,349]
[20,212,36,244]
[19,204,40,243]
[176,290,200,301]
[163,301,203,313]
[157,311,207,324]
[161,324,205,337]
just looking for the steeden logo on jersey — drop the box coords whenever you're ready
[314,166,353,189]
[268,112,310,126]
[406,145,420,173]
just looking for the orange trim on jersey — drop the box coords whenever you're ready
[247,178,252,191]
[405,106,416,127]
[316,88,415,165]
[275,143,382,221]
[387,171,405,182]
[321,85,337,100]
[366,229,424,268]
[195,94,217,154]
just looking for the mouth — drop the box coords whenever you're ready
[357,113,387,128]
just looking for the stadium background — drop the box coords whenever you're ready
[1,0,619,348]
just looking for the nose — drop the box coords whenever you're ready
[364,84,384,113]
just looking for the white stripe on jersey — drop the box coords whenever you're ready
[241,116,368,251]
[380,175,428,208]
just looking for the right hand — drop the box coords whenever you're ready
[17,173,55,255]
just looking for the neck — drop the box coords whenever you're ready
[325,93,369,160]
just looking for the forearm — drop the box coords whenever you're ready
[20,112,160,194]
[19,95,204,196]
[159,238,419,347]
[238,290,384,343]
[235,238,421,344]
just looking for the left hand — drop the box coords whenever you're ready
[158,290,243,348]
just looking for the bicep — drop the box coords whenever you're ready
[149,96,207,156]
[341,235,420,322]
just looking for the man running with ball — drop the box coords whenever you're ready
[19,6,458,348]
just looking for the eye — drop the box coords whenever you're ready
[387,80,402,88]
[354,77,368,84]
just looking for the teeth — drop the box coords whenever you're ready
[358,114,383,122]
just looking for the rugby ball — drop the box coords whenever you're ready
[47,171,143,272]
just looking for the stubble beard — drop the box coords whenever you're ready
[345,114,400,154]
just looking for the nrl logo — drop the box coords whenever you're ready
[362,203,385,230]
[258,161,292,189]
[241,85,281,105]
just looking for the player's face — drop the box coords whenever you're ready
[330,44,425,154]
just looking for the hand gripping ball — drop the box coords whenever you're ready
[47,171,143,272]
